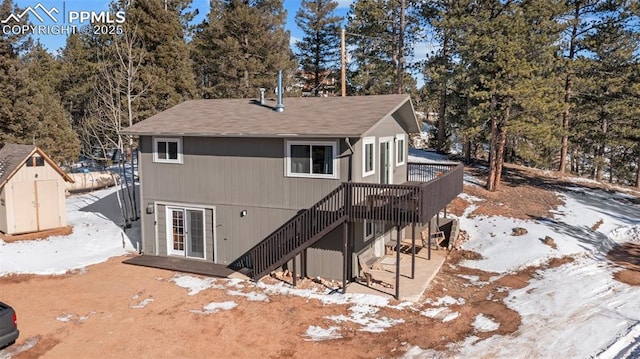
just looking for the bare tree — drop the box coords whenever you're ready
[83,26,149,225]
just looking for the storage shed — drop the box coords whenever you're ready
[0,144,74,235]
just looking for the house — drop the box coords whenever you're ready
[121,94,463,294]
[0,144,74,235]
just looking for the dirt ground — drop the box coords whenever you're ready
[1,164,638,359]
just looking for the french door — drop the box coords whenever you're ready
[167,207,205,259]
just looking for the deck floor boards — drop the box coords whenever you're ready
[123,255,236,278]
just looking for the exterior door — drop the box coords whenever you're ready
[167,207,205,259]
[11,181,37,233]
[379,139,393,184]
[10,180,60,233]
[35,180,60,230]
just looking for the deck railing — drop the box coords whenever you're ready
[229,162,464,280]
[408,162,464,222]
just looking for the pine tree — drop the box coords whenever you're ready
[576,10,639,183]
[294,0,343,96]
[122,0,196,118]
[192,0,296,98]
[345,0,419,95]
[58,33,99,132]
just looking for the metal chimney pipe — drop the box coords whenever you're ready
[275,70,284,112]
[259,88,266,105]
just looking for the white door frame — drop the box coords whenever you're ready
[165,206,207,259]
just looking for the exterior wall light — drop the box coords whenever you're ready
[240,210,247,217]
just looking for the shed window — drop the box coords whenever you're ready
[26,156,45,167]
[286,141,338,179]
[153,137,182,164]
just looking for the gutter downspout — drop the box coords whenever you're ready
[345,138,354,182]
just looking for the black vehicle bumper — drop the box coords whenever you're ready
[0,328,19,348]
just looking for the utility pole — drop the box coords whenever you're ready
[397,0,405,94]
[341,28,346,97]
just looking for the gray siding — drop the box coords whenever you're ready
[138,117,413,280]
[140,136,347,265]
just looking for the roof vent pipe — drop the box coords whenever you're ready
[259,88,266,105]
[275,70,284,113]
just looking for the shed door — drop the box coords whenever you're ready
[11,180,61,234]
[35,180,61,230]
[11,181,37,233]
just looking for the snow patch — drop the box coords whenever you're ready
[304,326,342,341]
[170,275,224,295]
[609,225,640,244]
[424,296,465,306]
[56,314,73,322]
[473,314,500,332]
[191,301,238,314]
[227,289,269,302]
[131,298,154,309]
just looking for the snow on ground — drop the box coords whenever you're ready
[404,151,640,358]
[0,186,137,276]
[2,149,639,358]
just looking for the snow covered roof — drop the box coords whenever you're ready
[121,95,420,138]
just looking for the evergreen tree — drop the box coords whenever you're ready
[345,0,419,95]
[440,0,565,190]
[192,0,296,98]
[23,44,81,163]
[0,1,79,162]
[123,0,196,118]
[58,33,99,132]
[574,10,639,183]
[294,0,342,96]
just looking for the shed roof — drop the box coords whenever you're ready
[121,94,420,137]
[0,144,73,187]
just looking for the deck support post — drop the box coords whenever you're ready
[342,222,349,294]
[292,254,297,287]
[411,222,416,279]
[427,220,432,260]
[395,225,401,300]
[301,249,307,278]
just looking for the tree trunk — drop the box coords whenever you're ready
[396,0,405,95]
[464,137,471,164]
[559,4,580,175]
[437,33,448,153]
[559,74,572,174]
[493,106,509,191]
[595,115,608,182]
[487,117,498,191]
[636,154,640,188]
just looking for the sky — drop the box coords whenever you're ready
[1,152,639,357]
[9,0,352,54]
[9,0,430,87]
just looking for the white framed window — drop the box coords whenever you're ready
[153,137,183,164]
[395,134,406,166]
[285,140,338,179]
[362,136,375,178]
[364,220,375,241]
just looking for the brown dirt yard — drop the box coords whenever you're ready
[1,164,638,359]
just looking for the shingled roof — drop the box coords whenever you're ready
[0,144,73,187]
[121,94,419,137]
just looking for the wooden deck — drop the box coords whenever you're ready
[123,255,238,278]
